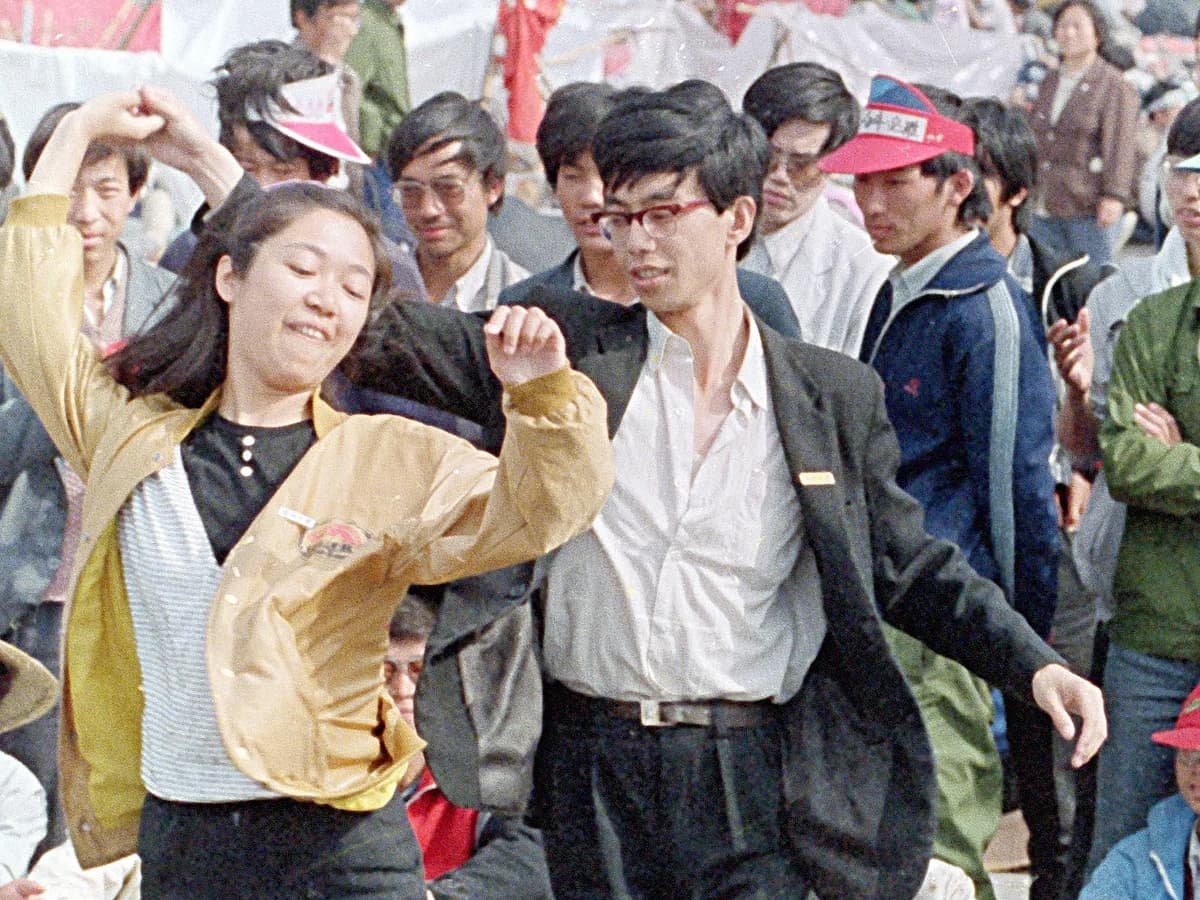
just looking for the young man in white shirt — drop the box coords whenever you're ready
[741,63,892,356]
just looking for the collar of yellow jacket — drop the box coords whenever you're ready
[169,387,346,444]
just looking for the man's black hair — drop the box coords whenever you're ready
[742,62,860,154]
[22,102,151,194]
[386,91,507,211]
[962,97,1037,234]
[213,39,339,183]
[389,594,437,643]
[0,115,13,190]
[1167,97,1200,157]
[590,80,768,261]
[912,85,992,227]
[535,82,618,188]
[291,0,354,19]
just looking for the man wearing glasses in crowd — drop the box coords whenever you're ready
[387,92,528,311]
[350,81,1105,899]
[741,63,892,357]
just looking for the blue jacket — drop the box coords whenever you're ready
[497,249,802,340]
[858,232,1058,636]
[1082,792,1195,899]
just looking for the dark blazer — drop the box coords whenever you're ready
[350,287,1061,899]
[497,248,802,339]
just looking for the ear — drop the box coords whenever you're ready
[214,255,238,307]
[944,167,975,210]
[484,174,504,212]
[1009,186,1029,211]
[728,195,757,251]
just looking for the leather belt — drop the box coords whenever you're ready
[548,684,774,729]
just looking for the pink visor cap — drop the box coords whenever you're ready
[819,75,974,176]
[247,73,371,166]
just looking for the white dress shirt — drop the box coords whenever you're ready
[746,195,892,357]
[544,311,825,703]
[441,237,495,313]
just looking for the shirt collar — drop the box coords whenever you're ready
[1008,233,1035,295]
[88,247,128,328]
[891,228,979,300]
[644,306,768,413]
[762,199,819,265]
[571,251,594,295]
[444,236,494,312]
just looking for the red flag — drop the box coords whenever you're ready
[497,0,564,144]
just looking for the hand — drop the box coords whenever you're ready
[0,880,46,899]
[137,86,243,208]
[1056,472,1094,528]
[27,91,164,196]
[484,306,568,387]
[1134,401,1182,447]
[1032,663,1106,767]
[1096,196,1123,229]
[1047,307,1093,395]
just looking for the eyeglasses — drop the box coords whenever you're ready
[383,656,424,683]
[767,147,822,185]
[392,175,473,211]
[591,199,710,244]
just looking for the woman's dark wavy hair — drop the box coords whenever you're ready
[591,80,769,261]
[108,183,392,408]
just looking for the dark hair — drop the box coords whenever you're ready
[1167,97,1200,157]
[591,80,768,261]
[0,115,13,191]
[389,595,437,643]
[108,183,391,407]
[1052,1,1110,55]
[742,63,860,154]
[386,91,507,210]
[961,97,1037,234]
[291,0,351,18]
[213,40,339,183]
[535,82,619,188]
[911,87,991,227]
[1194,5,1200,40]
[22,102,150,193]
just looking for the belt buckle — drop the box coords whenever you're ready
[639,700,668,727]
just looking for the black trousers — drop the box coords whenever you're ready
[535,687,809,899]
[138,789,424,899]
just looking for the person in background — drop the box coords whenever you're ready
[1081,681,1200,898]
[1028,0,1139,267]
[345,0,409,162]
[499,81,800,342]
[964,94,1107,900]
[387,92,528,310]
[740,62,892,357]
[1086,106,1200,876]
[384,598,552,899]
[826,75,1060,900]
[0,101,177,864]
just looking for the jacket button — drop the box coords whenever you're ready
[223,593,238,605]
[220,667,236,678]
[79,820,92,833]
[234,746,250,760]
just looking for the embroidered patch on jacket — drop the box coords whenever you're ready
[299,520,373,560]
[903,377,921,397]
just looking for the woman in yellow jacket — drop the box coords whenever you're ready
[0,91,612,899]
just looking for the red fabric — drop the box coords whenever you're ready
[0,1,160,50]
[496,0,564,144]
[714,0,847,43]
[407,768,480,881]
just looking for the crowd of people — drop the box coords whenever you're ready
[3,0,1200,897]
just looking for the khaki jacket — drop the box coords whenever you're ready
[1030,58,1140,217]
[0,194,612,868]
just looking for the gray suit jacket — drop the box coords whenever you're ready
[0,249,175,628]
[349,287,1062,899]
